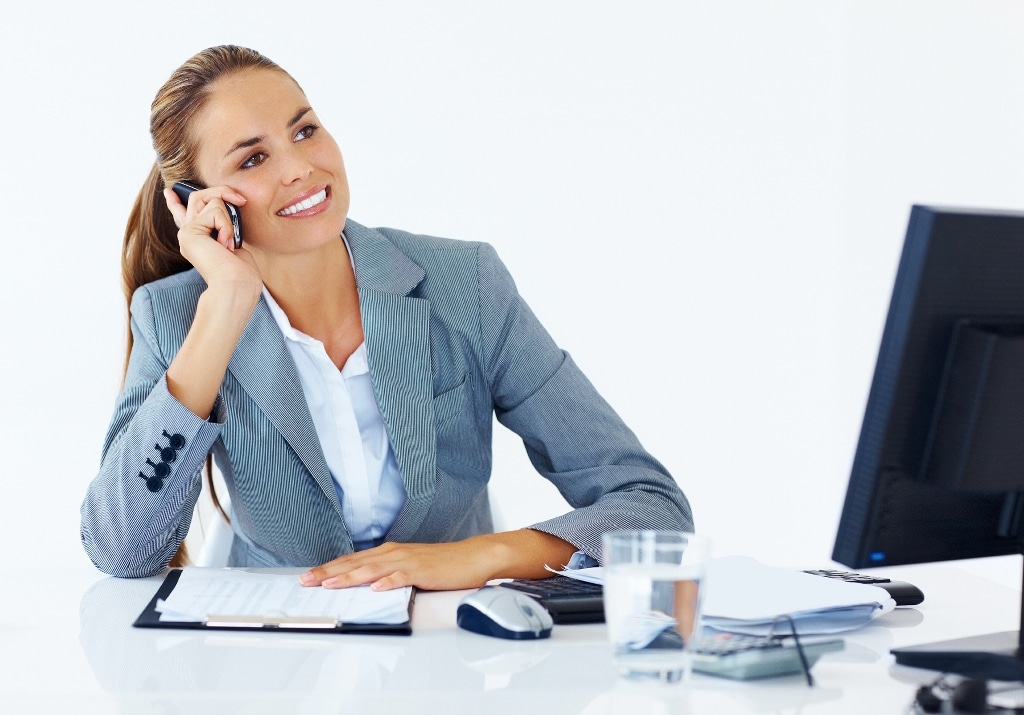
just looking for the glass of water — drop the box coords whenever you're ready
[602,530,710,683]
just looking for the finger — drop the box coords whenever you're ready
[200,200,236,250]
[301,560,369,586]
[177,185,247,221]
[300,568,332,586]
[192,188,247,215]
[300,554,358,585]
[300,543,402,585]
[370,571,411,592]
[181,199,236,251]
[163,188,187,229]
[191,185,246,207]
[321,563,398,589]
[222,189,247,206]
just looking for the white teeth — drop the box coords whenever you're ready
[277,189,327,216]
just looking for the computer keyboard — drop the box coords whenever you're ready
[499,568,925,625]
[498,576,605,624]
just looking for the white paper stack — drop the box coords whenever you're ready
[552,555,896,636]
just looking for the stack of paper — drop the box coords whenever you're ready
[551,555,896,636]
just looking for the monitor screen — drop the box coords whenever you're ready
[833,204,1024,568]
[831,204,1024,679]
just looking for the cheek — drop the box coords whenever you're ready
[227,189,275,243]
[319,141,350,210]
[320,135,347,179]
[330,152,350,202]
[233,182,275,219]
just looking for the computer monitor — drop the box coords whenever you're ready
[832,204,1024,680]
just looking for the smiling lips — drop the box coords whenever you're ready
[277,187,329,216]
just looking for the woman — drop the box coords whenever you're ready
[80,45,692,590]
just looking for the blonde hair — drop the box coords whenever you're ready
[123,46,294,567]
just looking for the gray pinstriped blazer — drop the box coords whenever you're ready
[81,220,693,578]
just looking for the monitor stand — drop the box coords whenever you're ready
[891,558,1024,681]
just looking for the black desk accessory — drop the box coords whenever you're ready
[802,569,925,607]
[499,575,604,624]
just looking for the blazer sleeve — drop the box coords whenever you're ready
[80,285,225,578]
[476,244,694,562]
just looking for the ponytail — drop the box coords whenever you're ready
[121,162,191,375]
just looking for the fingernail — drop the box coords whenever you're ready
[299,572,314,585]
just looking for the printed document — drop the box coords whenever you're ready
[155,567,412,625]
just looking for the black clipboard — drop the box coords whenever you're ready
[132,569,414,635]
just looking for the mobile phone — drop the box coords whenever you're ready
[170,180,243,248]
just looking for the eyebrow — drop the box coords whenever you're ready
[223,106,314,158]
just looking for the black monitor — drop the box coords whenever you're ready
[832,204,1024,680]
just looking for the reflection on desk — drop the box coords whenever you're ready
[77,573,613,714]
[0,560,1014,713]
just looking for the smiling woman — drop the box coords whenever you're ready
[79,45,693,591]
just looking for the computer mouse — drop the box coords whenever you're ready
[456,586,553,640]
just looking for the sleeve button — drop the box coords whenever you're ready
[156,444,177,463]
[147,459,171,478]
[163,431,187,450]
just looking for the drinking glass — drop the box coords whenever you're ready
[602,530,710,683]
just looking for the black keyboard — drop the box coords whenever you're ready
[499,576,605,624]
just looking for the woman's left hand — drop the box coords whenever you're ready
[299,540,497,591]
[299,530,579,591]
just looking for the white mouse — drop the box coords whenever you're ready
[456,586,554,640]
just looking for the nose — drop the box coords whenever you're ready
[280,145,314,185]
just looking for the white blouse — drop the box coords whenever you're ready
[262,287,407,550]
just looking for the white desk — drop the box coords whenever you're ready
[2,561,1019,714]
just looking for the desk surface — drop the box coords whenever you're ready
[2,560,1020,714]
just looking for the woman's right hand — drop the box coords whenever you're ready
[162,185,263,419]
[163,185,261,296]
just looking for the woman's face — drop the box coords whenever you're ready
[192,68,350,255]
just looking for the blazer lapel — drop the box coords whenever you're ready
[226,302,345,522]
[345,221,437,541]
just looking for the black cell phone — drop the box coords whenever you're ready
[171,180,243,248]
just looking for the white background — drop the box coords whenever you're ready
[3,1,1023,578]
